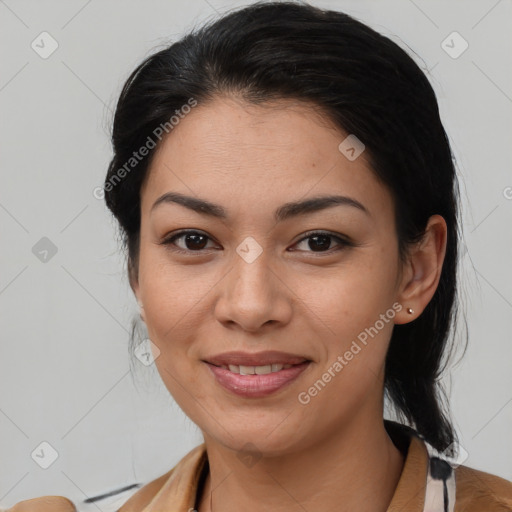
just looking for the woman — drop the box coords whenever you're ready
[7,2,512,511]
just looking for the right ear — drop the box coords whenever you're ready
[128,260,143,318]
[130,274,140,303]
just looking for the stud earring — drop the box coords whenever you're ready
[406,307,414,314]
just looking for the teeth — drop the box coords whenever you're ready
[225,363,294,375]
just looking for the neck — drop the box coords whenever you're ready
[198,417,405,512]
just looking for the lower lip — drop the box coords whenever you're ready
[205,361,311,398]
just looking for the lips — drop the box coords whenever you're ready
[204,350,310,367]
[205,360,311,398]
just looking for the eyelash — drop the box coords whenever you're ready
[159,230,353,256]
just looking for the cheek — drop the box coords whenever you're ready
[296,253,398,333]
[138,259,208,398]
[301,285,395,412]
[292,253,398,380]
[138,250,214,336]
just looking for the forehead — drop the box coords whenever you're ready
[140,96,393,223]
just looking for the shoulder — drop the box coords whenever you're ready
[117,467,175,511]
[454,463,512,511]
[1,474,176,512]
[2,496,77,511]
[2,470,177,512]
[3,445,206,512]
[119,443,207,511]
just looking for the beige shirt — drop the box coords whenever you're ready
[5,422,512,511]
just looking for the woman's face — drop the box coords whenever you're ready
[134,96,410,454]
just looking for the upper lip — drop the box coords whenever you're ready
[204,350,310,367]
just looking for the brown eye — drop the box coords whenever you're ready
[291,231,352,253]
[180,233,208,250]
[161,230,352,256]
[161,230,218,253]
[306,234,332,251]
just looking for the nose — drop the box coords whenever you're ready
[214,246,293,333]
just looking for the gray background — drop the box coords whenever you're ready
[1,0,511,508]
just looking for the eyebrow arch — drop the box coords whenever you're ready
[150,192,370,222]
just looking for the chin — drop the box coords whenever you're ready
[203,421,305,458]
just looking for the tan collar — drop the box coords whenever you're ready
[141,423,430,511]
[140,443,208,511]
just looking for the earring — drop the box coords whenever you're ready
[407,307,414,314]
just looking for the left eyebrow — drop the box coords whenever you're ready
[275,195,370,222]
[150,192,370,221]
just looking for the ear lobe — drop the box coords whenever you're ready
[394,214,447,325]
[128,261,140,298]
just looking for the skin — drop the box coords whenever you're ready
[6,497,76,511]
[132,96,447,512]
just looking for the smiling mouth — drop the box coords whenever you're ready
[210,362,299,375]
[204,350,310,369]
[204,360,312,398]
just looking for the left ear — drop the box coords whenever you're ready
[394,214,447,325]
